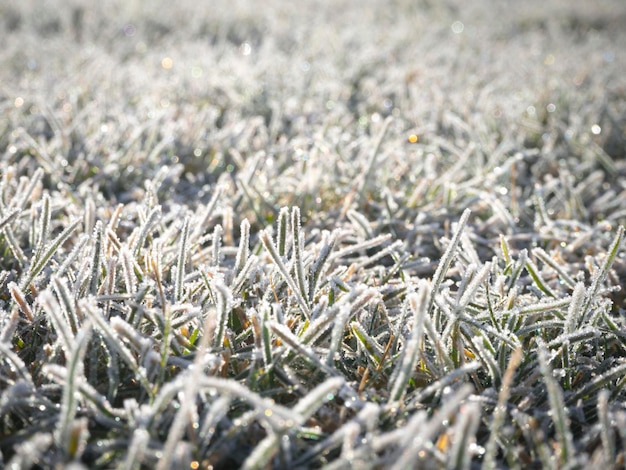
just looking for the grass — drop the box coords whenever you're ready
[1,0,626,468]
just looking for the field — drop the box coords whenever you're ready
[2,0,626,468]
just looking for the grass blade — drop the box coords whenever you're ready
[175,217,190,302]
[260,229,310,319]
[429,209,471,318]
[389,280,429,404]
[20,218,82,293]
[537,340,575,466]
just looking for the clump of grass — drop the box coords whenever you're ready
[1,0,626,468]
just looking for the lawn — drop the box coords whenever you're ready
[1,0,626,468]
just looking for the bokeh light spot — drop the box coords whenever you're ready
[123,24,136,37]
[451,21,464,34]
[240,42,252,56]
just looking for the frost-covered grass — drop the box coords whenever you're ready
[1,0,626,468]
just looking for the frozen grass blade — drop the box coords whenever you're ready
[212,224,223,267]
[537,340,575,466]
[276,206,289,257]
[157,331,218,470]
[297,402,380,468]
[581,225,624,318]
[89,221,103,295]
[597,389,616,468]
[483,347,522,470]
[389,280,429,404]
[121,245,137,295]
[533,247,577,289]
[81,298,154,397]
[515,298,571,317]
[456,261,491,313]
[131,205,161,257]
[122,428,150,470]
[330,233,392,263]
[231,254,258,295]
[355,239,403,269]
[191,186,221,240]
[11,167,43,211]
[546,327,599,349]
[566,283,586,334]
[467,333,501,386]
[212,278,232,349]
[0,342,32,384]
[235,218,250,275]
[195,376,297,428]
[242,377,344,470]
[270,321,337,376]
[408,362,482,406]
[616,412,626,469]
[20,218,82,293]
[39,289,74,352]
[351,321,385,367]
[357,115,392,196]
[447,401,481,470]
[291,206,308,306]
[391,384,474,470]
[429,209,470,318]
[569,361,626,403]
[326,287,379,366]
[6,434,52,470]
[56,233,89,279]
[9,281,34,322]
[51,276,80,334]
[0,309,20,346]
[175,217,190,302]
[197,395,231,459]
[0,208,23,262]
[260,229,310,319]
[53,321,92,460]
[5,229,28,271]
[33,193,51,264]
[347,209,373,239]
[293,376,344,416]
[505,249,527,294]
[257,302,273,368]
[524,257,556,298]
[499,234,512,267]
